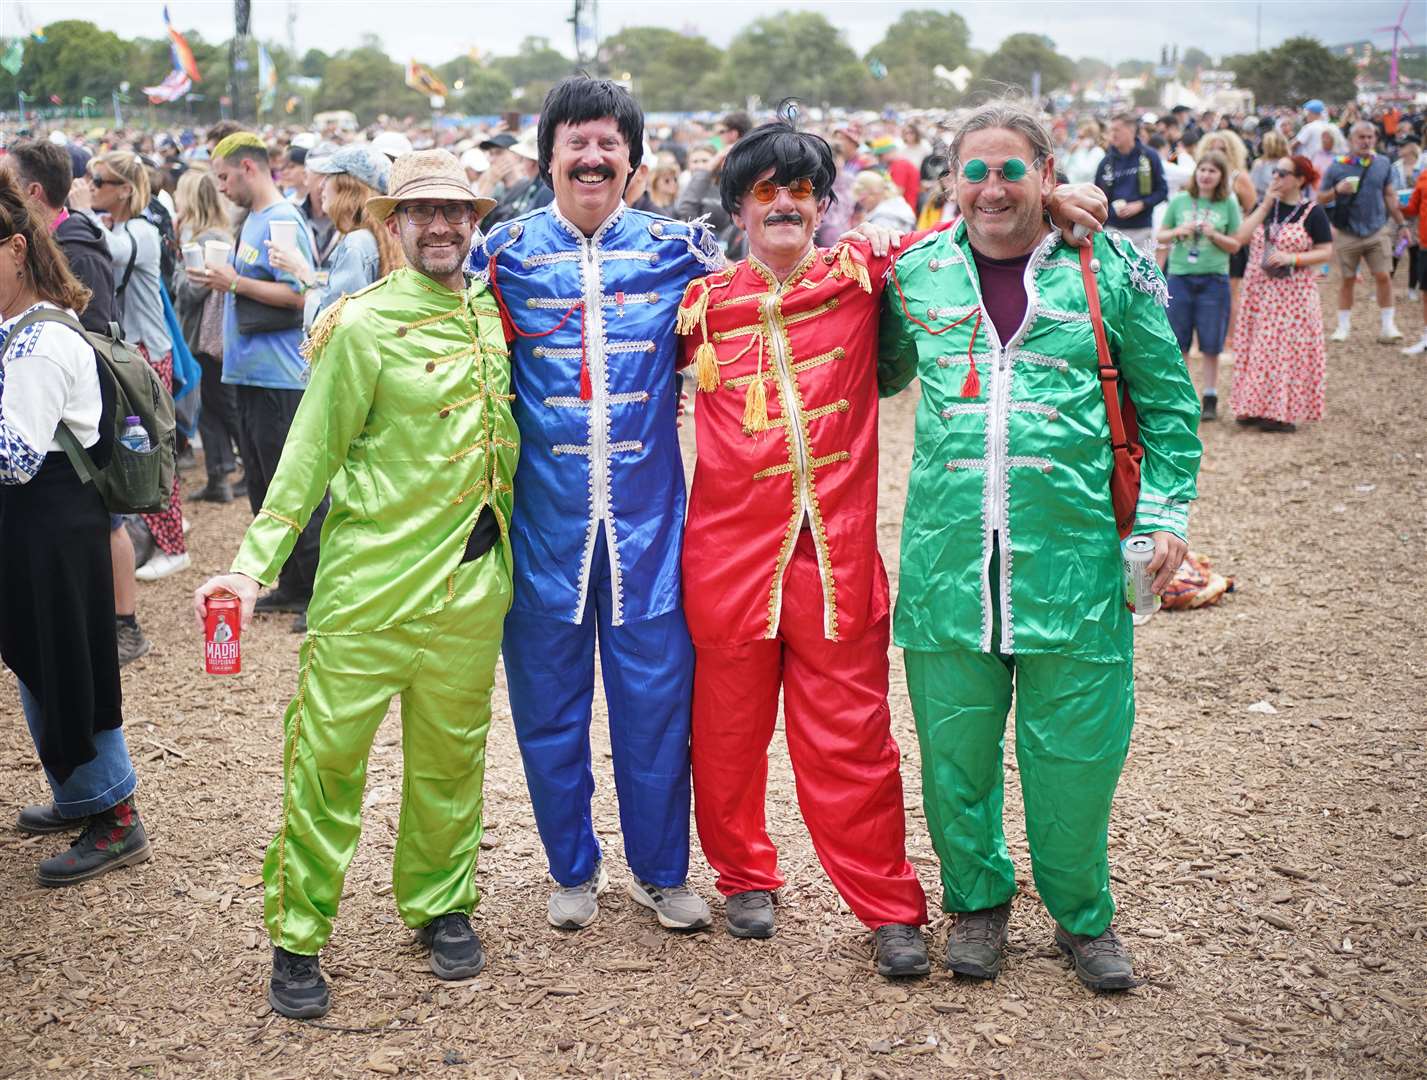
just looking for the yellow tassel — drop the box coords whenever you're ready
[694,341,720,392]
[838,243,871,294]
[300,295,350,366]
[675,282,708,336]
[742,377,769,433]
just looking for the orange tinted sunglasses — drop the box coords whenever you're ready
[750,177,815,202]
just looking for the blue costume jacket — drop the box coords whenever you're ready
[472,204,722,626]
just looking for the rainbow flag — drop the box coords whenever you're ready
[165,6,202,83]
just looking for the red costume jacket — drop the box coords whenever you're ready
[677,240,896,648]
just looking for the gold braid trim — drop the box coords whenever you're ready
[675,279,709,336]
[835,242,872,294]
[258,507,302,533]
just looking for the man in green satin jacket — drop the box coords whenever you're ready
[194,151,516,1020]
[878,101,1201,993]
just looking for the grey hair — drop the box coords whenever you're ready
[949,99,1055,170]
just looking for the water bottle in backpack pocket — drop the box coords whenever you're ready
[113,414,163,504]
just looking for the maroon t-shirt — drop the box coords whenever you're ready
[970,246,1031,344]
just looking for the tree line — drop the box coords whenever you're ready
[0,12,1373,127]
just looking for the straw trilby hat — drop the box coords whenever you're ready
[366,149,496,222]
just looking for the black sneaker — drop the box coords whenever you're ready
[269,947,331,1018]
[944,900,1012,979]
[1054,923,1137,992]
[254,589,307,615]
[36,798,150,887]
[1200,392,1218,421]
[17,802,74,834]
[232,476,248,500]
[417,912,486,980]
[724,890,775,939]
[874,923,930,978]
[1258,419,1297,433]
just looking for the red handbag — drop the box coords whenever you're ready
[1079,244,1143,540]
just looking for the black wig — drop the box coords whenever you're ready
[536,75,645,188]
[718,117,838,217]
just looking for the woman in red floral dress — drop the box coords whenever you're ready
[1230,155,1334,432]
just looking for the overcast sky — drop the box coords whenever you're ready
[4,0,1423,69]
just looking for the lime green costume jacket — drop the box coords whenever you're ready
[232,269,518,634]
[878,225,1201,663]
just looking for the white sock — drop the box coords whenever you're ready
[1337,310,1352,331]
[1381,307,1397,331]
[1203,386,1217,397]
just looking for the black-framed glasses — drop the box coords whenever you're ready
[750,177,814,203]
[961,157,1039,184]
[1271,168,1297,178]
[402,203,475,226]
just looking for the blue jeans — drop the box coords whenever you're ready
[1167,273,1231,356]
[19,681,137,818]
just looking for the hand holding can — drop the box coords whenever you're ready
[204,590,242,675]
[1122,535,1160,627]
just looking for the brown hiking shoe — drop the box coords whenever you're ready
[1054,923,1137,992]
[944,900,1012,979]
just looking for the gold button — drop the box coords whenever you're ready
[439,409,450,419]
[426,362,436,372]
[397,326,408,337]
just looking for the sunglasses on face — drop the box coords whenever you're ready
[402,203,475,226]
[1271,168,1298,178]
[960,157,1038,184]
[88,173,122,188]
[749,177,815,203]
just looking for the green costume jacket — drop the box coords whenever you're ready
[232,268,519,635]
[878,225,1201,663]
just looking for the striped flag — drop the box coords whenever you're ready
[165,6,202,82]
[143,68,192,104]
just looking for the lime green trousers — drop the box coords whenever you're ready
[263,552,510,954]
[904,645,1134,938]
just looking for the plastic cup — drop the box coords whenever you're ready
[269,219,299,250]
[182,243,204,270]
[204,240,233,268]
[1344,176,1360,193]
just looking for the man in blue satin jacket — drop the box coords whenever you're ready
[470,75,722,934]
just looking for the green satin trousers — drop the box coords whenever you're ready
[263,551,511,954]
[904,645,1134,938]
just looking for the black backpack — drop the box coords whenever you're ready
[1,308,175,513]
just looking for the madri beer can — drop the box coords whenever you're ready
[204,590,242,675]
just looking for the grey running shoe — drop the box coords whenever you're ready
[269,947,331,1019]
[1054,923,1137,992]
[628,877,712,931]
[945,900,1012,979]
[116,620,151,666]
[417,912,486,980]
[874,923,930,978]
[724,889,775,939]
[547,860,609,930]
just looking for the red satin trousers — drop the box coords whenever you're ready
[691,532,928,929]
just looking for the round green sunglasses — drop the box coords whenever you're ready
[960,157,1038,183]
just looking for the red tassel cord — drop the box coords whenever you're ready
[890,263,984,399]
[487,254,589,398]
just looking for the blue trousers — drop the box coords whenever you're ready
[19,680,136,817]
[503,533,694,889]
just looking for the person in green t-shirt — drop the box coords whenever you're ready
[1160,150,1242,421]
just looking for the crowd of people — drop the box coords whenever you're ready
[0,78,1421,1021]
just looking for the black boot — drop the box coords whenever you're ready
[16,802,75,834]
[36,797,150,886]
[417,912,486,980]
[269,947,332,1018]
[188,477,233,503]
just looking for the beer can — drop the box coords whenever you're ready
[204,589,242,675]
[1122,535,1159,627]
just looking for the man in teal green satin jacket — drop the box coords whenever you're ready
[878,101,1201,993]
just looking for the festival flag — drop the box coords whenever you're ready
[29,27,45,43]
[0,40,22,76]
[257,43,277,112]
[48,93,61,105]
[143,68,192,104]
[405,60,447,98]
[165,7,202,82]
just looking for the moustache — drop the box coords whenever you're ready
[569,164,615,181]
[765,213,803,226]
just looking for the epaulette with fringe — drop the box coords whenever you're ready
[675,271,734,393]
[299,277,387,365]
[828,241,872,294]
